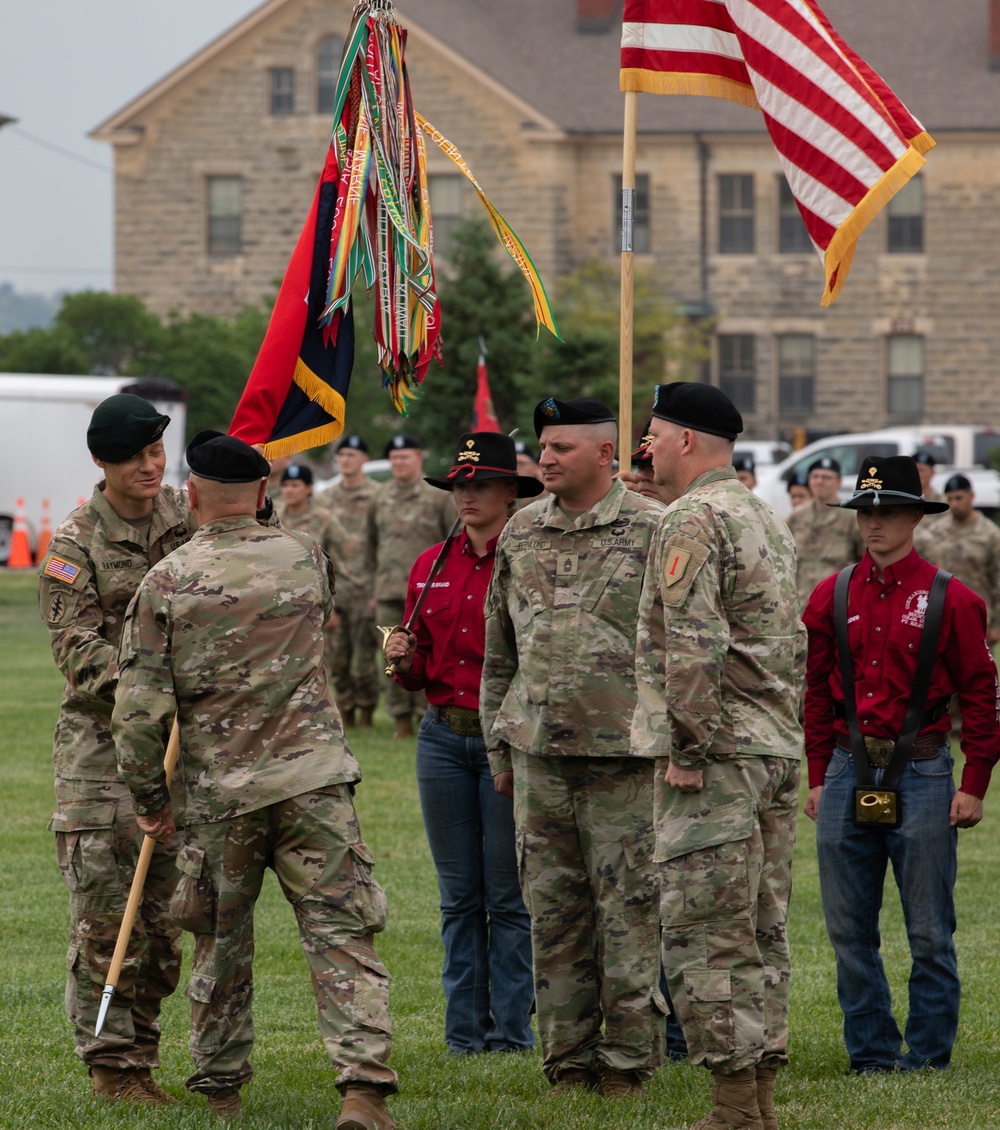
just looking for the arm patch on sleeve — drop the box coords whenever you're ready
[661,535,711,607]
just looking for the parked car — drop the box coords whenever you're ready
[732,439,792,471]
[313,458,392,493]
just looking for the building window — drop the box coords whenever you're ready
[886,335,924,414]
[719,174,754,254]
[613,173,651,253]
[207,177,243,256]
[316,37,344,115]
[887,174,923,253]
[718,334,755,412]
[778,334,815,414]
[778,177,812,254]
[270,67,295,115]
[428,174,467,258]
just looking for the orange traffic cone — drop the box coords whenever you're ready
[7,497,33,569]
[35,499,52,565]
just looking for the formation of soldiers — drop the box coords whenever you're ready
[35,389,1000,1130]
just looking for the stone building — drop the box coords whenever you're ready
[92,0,1000,440]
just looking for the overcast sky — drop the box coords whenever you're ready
[0,1,258,297]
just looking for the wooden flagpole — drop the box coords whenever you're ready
[619,90,638,457]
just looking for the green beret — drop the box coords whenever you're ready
[87,393,170,462]
[650,382,743,441]
[186,430,271,483]
[533,396,615,438]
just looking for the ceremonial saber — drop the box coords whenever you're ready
[378,514,463,674]
[95,717,181,1038]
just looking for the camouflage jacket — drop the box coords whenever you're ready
[787,500,865,612]
[915,509,1000,626]
[275,497,355,592]
[481,478,665,773]
[318,477,377,599]
[113,516,360,825]
[37,483,195,781]
[366,478,454,603]
[632,467,805,768]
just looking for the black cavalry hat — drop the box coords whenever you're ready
[425,432,544,498]
[837,455,948,513]
[186,430,271,484]
[631,419,654,464]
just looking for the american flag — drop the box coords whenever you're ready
[44,556,82,584]
[620,0,933,305]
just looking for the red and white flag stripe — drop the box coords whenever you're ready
[621,0,933,305]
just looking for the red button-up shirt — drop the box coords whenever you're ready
[394,529,496,710]
[803,548,1000,798]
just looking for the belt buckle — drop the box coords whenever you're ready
[441,707,481,737]
[864,737,894,769]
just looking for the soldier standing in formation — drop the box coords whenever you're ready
[481,396,666,1098]
[913,449,945,504]
[733,453,756,490]
[38,393,194,1105]
[384,432,539,1057]
[367,435,454,738]
[632,383,804,1130]
[319,435,381,727]
[916,472,1000,644]
[787,457,864,611]
[112,431,397,1127]
[786,471,811,509]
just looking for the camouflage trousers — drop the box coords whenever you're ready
[49,777,181,1068]
[376,600,427,720]
[175,785,397,1096]
[326,595,380,712]
[510,750,664,1082]
[654,755,799,1074]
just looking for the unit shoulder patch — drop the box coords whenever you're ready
[42,554,85,587]
[661,534,711,606]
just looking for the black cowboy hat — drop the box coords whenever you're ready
[836,455,948,513]
[425,432,544,498]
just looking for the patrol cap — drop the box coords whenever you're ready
[631,419,654,464]
[186,430,271,483]
[281,463,313,486]
[808,456,841,475]
[944,473,973,493]
[337,434,369,454]
[87,393,170,463]
[533,396,616,438]
[912,450,937,467]
[733,453,755,474]
[425,432,544,498]
[838,455,948,513]
[384,434,421,458]
[650,382,743,441]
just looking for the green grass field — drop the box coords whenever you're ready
[1,570,998,1129]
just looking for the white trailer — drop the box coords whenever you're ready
[0,374,188,558]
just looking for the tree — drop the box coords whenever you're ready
[54,291,164,375]
[0,325,87,373]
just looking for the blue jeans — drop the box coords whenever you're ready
[416,710,534,1054]
[815,745,958,1072]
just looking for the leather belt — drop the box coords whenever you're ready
[434,705,483,737]
[863,730,945,769]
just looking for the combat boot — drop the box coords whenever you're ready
[392,714,413,739]
[134,1067,180,1105]
[689,1068,764,1129]
[754,1067,778,1130]
[90,1065,158,1105]
[359,706,375,729]
[342,707,358,728]
[336,1083,395,1129]
[548,1067,597,1095]
[599,1067,644,1099]
[205,1086,242,1121]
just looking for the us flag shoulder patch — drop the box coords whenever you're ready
[44,556,82,584]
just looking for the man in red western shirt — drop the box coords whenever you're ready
[803,455,999,1075]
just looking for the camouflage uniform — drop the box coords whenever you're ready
[112,517,396,1098]
[916,509,1000,628]
[318,477,380,714]
[632,466,805,1074]
[367,478,454,719]
[787,499,865,612]
[37,483,194,1069]
[481,478,666,1082]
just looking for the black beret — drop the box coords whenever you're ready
[944,473,972,493]
[650,383,743,440]
[788,471,810,490]
[337,434,369,454]
[87,393,170,462]
[533,396,616,438]
[281,463,314,486]
[808,456,841,475]
[186,430,271,483]
[912,450,937,467]
[384,434,421,458]
[514,440,537,461]
[733,454,755,474]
